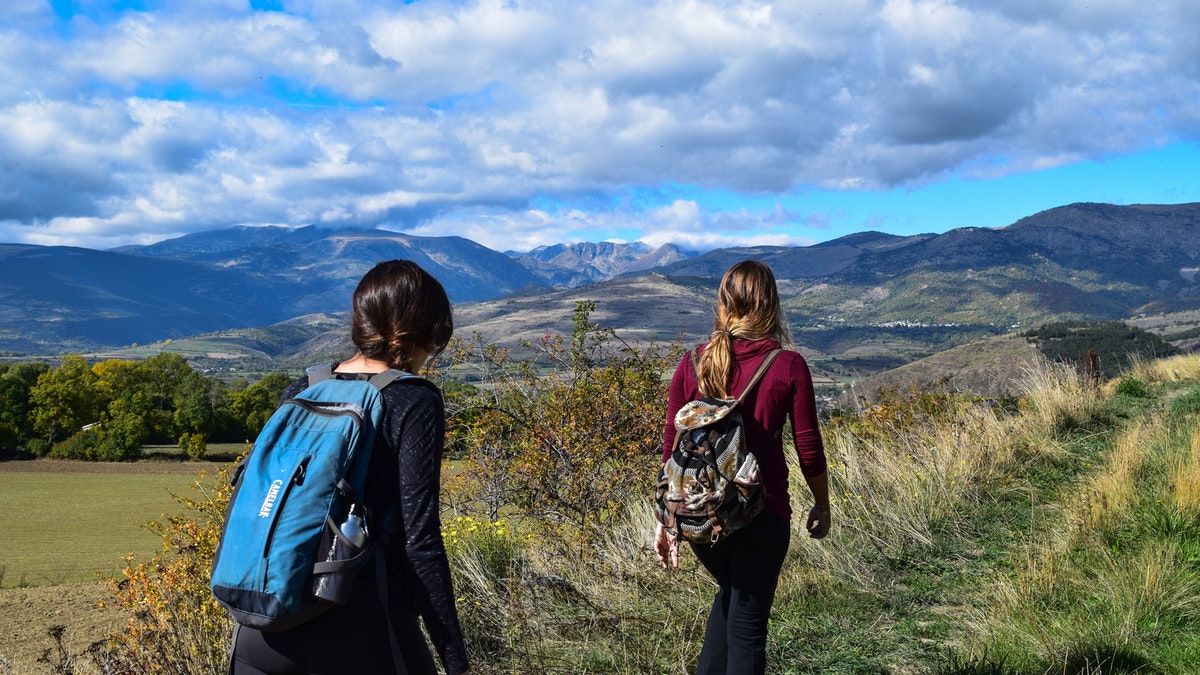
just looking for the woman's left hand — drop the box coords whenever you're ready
[806,505,830,539]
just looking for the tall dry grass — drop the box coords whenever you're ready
[1076,421,1156,534]
[793,358,1103,589]
[1015,358,1109,440]
[1131,353,1200,385]
[444,500,711,674]
[1170,423,1200,515]
[801,403,1016,585]
[964,357,1200,672]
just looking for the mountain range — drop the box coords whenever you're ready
[2,202,1199,383]
[0,229,686,353]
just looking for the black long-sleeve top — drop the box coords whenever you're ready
[278,372,470,675]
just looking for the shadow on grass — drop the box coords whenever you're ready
[935,644,1155,675]
[1056,644,1156,675]
[934,649,1013,675]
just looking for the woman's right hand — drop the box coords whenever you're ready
[654,522,679,569]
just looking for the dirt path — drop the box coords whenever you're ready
[0,582,125,673]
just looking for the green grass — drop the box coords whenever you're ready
[0,469,218,587]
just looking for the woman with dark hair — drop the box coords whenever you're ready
[231,260,470,675]
[655,259,830,675]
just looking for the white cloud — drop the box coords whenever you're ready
[1,0,1198,250]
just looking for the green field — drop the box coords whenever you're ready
[0,466,221,587]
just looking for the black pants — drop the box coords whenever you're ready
[689,511,791,675]
[229,587,437,675]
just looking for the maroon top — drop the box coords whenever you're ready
[662,338,827,519]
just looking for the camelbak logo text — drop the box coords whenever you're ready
[258,479,284,518]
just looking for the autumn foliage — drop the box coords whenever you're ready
[442,301,679,556]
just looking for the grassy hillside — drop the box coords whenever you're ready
[778,354,1200,672]
[844,332,1044,400]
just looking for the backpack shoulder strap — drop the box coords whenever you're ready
[688,348,783,401]
[734,349,783,403]
[368,369,412,391]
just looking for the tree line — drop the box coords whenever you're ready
[1021,320,1181,379]
[0,352,294,461]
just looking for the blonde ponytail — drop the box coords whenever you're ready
[695,260,792,398]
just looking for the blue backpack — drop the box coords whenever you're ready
[211,363,409,631]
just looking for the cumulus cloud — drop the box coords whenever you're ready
[1,0,1197,249]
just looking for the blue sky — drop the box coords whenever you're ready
[2,0,1199,252]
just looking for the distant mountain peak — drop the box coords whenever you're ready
[515,240,695,284]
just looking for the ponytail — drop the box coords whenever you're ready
[694,260,791,397]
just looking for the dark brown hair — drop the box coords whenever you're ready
[350,259,453,372]
[695,259,793,397]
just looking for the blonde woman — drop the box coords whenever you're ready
[655,259,830,675]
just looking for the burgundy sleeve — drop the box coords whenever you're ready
[789,354,827,477]
[661,355,691,463]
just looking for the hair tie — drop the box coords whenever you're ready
[716,329,734,338]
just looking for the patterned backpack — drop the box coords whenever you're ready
[654,349,781,544]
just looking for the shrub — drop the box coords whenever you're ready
[24,437,48,457]
[1113,376,1151,399]
[443,301,677,558]
[179,432,208,460]
[48,425,145,461]
[48,427,102,460]
[0,421,18,455]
